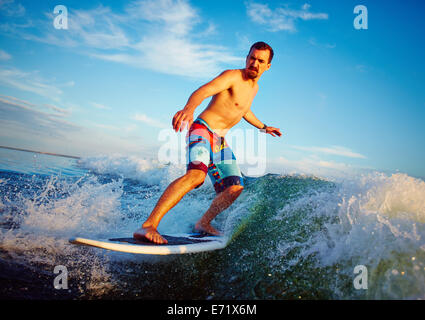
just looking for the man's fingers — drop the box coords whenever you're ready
[172,112,182,129]
[271,127,282,136]
[266,127,282,137]
[180,120,187,132]
[172,111,193,132]
[181,118,193,132]
[179,116,189,132]
[174,113,185,131]
[187,119,194,131]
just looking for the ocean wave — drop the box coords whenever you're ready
[1,153,424,299]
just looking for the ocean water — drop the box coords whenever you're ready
[0,147,424,300]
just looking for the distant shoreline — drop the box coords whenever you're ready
[0,145,81,160]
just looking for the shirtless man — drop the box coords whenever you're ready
[133,42,282,244]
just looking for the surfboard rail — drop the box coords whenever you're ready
[69,233,228,255]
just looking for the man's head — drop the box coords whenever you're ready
[245,41,273,80]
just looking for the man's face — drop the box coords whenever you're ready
[245,48,271,79]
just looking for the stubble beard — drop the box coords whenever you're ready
[246,68,258,79]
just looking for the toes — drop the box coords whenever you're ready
[157,234,168,244]
[153,234,160,244]
[151,232,167,244]
[133,227,168,244]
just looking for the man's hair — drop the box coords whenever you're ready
[248,41,274,63]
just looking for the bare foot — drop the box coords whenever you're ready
[194,221,222,236]
[133,226,168,244]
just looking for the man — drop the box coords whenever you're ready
[134,42,282,244]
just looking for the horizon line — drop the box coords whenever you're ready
[0,145,81,160]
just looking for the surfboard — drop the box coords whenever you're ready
[69,233,228,255]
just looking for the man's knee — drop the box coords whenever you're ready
[225,185,244,198]
[185,169,207,188]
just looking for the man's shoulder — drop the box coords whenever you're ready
[219,69,243,78]
[222,69,242,76]
[209,69,242,88]
[214,69,244,87]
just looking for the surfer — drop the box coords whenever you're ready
[134,42,282,244]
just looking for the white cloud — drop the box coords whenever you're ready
[0,0,25,17]
[125,0,199,36]
[290,145,366,159]
[278,155,351,170]
[0,95,154,156]
[262,154,364,180]
[43,103,71,116]
[302,4,311,11]
[94,35,241,78]
[309,38,336,49]
[92,123,121,131]
[5,0,242,79]
[91,102,112,110]
[246,2,295,32]
[0,49,11,60]
[70,6,130,49]
[0,94,33,106]
[98,0,241,78]
[133,113,168,129]
[0,95,79,141]
[0,67,63,101]
[246,1,328,32]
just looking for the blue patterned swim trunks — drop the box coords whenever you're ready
[186,117,244,193]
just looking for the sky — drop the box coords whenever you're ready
[0,0,424,178]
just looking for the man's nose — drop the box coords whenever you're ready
[251,60,259,69]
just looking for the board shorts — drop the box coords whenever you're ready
[186,117,244,194]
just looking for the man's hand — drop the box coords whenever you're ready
[172,109,194,132]
[264,126,282,137]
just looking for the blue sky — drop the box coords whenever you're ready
[0,0,424,178]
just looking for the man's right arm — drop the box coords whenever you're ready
[172,70,235,132]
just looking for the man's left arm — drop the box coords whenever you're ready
[243,109,282,137]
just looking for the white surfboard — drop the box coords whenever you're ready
[69,233,228,255]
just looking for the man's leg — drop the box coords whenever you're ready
[134,169,206,244]
[195,185,244,235]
